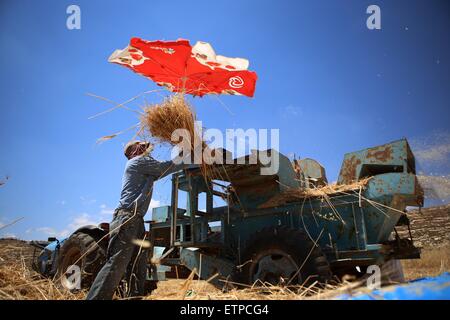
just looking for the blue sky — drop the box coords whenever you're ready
[0,0,449,240]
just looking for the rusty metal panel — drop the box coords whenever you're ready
[337,139,414,184]
[296,158,328,187]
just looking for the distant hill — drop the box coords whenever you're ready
[402,204,450,248]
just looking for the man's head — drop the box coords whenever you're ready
[124,140,153,160]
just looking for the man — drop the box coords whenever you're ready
[86,140,187,300]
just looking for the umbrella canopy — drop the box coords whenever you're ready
[109,37,258,97]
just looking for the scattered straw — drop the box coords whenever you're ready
[0,241,86,300]
[261,178,372,208]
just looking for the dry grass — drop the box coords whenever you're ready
[140,94,202,150]
[0,242,86,300]
[402,244,450,281]
[288,178,371,198]
[1,239,449,300]
[261,178,371,208]
[0,240,357,300]
[145,276,362,300]
[140,93,221,179]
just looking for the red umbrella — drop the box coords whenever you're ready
[108,37,257,97]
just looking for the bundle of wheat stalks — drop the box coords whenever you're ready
[140,94,203,151]
[140,94,219,179]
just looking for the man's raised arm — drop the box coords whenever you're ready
[134,154,189,180]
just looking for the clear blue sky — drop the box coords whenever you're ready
[0,0,449,240]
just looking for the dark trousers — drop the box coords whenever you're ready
[86,209,148,300]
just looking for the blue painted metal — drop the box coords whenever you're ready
[152,206,186,222]
[179,248,235,286]
[295,158,328,187]
[34,239,65,276]
[149,139,423,280]
[45,240,61,252]
[337,139,417,185]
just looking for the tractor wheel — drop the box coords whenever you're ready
[236,226,332,287]
[56,232,107,289]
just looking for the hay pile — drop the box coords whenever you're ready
[0,240,85,300]
[145,276,364,300]
[140,94,203,151]
[140,93,220,179]
[2,239,422,300]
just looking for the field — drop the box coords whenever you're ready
[402,245,450,281]
[0,204,449,300]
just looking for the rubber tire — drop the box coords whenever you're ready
[236,226,332,287]
[57,232,107,289]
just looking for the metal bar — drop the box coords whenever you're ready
[351,203,361,250]
[170,174,179,246]
[206,182,213,215]
[149,228,156,263]
[359,206,368,247]
[187,174,197,243]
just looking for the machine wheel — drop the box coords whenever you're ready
[56,232,107,289]
[236,226,332,287]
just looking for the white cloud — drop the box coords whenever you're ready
[30,200,162,240]
[80,196,97,206]
[1,233,16,239]
[99,204,114,216]
[33,227,69,238]
[68,213,101,231]
[284,105,302,117]
[31,212,102,239]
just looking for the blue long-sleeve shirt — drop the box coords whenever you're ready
[116,154,184,216]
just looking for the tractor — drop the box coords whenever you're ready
[33,138,423,293]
